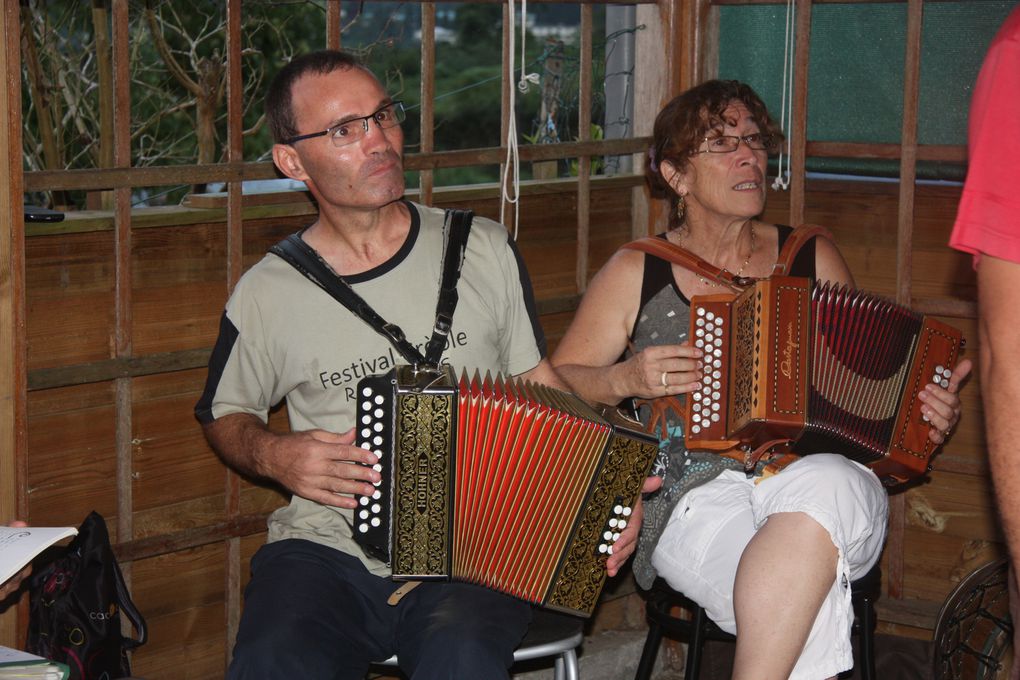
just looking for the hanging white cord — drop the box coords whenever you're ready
[500,0,540,239]
[772,0,795,191]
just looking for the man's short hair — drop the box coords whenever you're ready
[266,50,370,144]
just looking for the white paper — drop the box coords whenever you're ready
[0,645,47,663]
[0,527,77,587]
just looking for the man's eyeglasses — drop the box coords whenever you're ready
[696,132,772,154]
[284,101,406,147]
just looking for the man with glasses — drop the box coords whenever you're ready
[195,50,639,679]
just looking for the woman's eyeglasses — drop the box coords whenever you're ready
[696,133,771,154]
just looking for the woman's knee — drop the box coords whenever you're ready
[763,454,886,514]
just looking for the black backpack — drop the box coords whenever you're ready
[26,511,147,680]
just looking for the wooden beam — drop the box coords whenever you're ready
[0,0,25,650]
[577,5,593,293]
[225,0,244,667]
[419,3,436,205]
[789,0,812,227]
[807,141,967,163]
[24,140,652,193]
[113,514,269,564]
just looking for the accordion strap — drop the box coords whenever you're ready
[772,223,835,276]
[620,237,749,292]
[270,208,473,369]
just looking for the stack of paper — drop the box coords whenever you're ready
[0,647,68,679]
[0,526,77,588]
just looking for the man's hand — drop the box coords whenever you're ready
[606,476,663,577]
[262,427,382,509]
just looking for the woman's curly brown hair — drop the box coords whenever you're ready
[646,80,784,227]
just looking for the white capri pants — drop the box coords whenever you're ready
[650,454,888,680]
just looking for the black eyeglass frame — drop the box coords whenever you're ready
[283,100,406,147]
[694,132,773,155]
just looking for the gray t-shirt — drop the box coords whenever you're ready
[196,201,546,575]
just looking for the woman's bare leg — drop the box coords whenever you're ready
[730,511,838,680]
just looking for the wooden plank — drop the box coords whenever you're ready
[327,0,341,49]
[0,0,25,648]
[114,514,269,563]
[419,3,435,205]
[789,0,811,227]
[807,141,966,163]
[576,5,593,293]
[24,139,651,192]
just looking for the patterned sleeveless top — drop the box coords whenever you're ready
[630,225,817,589]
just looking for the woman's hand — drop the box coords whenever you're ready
[625,343,704,400]
[918,357,973,445]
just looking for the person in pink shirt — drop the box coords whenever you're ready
[949,6,1020,678]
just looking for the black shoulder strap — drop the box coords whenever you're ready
[269,209,473,369]
[424,208,472,366]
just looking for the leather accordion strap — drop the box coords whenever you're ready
[269,208,473,369]
[772,223,835,276]
[423,209,473,367]
[620,237,748,291]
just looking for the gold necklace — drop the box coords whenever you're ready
[676,223,757,286]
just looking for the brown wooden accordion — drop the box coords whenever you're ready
[352,365,659,617]
[685,276,964,485]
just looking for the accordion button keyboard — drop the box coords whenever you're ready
[354,382,393,557]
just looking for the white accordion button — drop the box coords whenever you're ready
[359,496,369,506]
[361,387,373,397]
[358,523,368,533]
[374,394,384,404]
[623,506,633,517]
[618,520,627,530]
[603,531,614,541]
[370,517,381,527]
[609,518,619,528]
[372,490,382,500]
[598,544,608,554]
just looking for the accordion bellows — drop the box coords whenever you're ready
[353,365,658,617]
[685,276,964,485]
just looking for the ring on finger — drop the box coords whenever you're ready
[660,371,669,387]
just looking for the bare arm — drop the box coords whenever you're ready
[203,412,381,510]
[980,256,1020,565]
[552,249,703,405]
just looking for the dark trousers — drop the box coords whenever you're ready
[227,539,533,680]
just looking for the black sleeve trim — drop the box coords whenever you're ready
[194,311,240,424]
[506,235,548,358]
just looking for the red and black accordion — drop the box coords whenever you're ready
[353,365,658,617]
[685,276,963,485]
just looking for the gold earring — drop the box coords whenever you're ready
[676,194,686,224]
